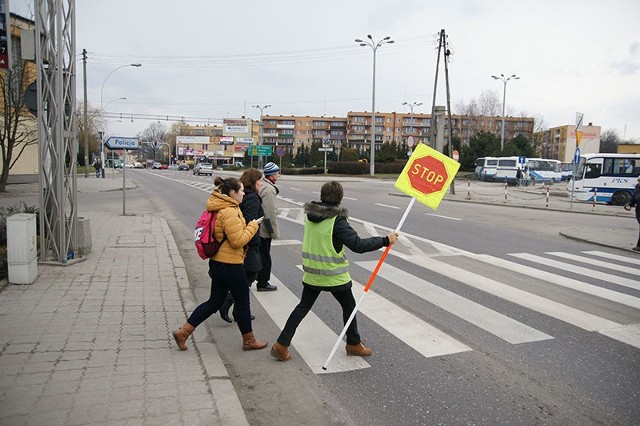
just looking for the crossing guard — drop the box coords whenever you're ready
[323,143,460,369]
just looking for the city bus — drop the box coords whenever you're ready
[475,157,498,181]
[568,153,640,205]
[526,158,562,184]
[493,156,520,184]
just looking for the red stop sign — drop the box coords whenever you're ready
[407,155,448,195]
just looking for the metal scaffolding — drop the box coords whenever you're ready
[36,0,77,263]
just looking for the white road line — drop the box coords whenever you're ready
[397,255,640,350]
[467,253,640,310]
[352,280,472,358]
[291,265,470,360]
[357,261,553,344]
[426,213,462,221]
[251,276,370,374]
[547,252,640,275]
[375,203,400,209]
[509,253,640,291]
[271,239,302,246]
[584,250,640,266]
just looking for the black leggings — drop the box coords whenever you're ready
[187,261,253,335]
[277,285,362,346]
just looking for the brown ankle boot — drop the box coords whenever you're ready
[270,342,292,361]
[172,323,196,351]
[346,342,372,357]
[242,331,268,351]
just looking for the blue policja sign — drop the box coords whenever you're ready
[105,137,140,150]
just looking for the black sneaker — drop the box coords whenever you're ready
[257,283,278,291]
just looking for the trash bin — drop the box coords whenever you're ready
[7,213,37,284]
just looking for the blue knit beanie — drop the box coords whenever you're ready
[263,162,280,176]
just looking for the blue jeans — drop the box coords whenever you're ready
[187,261,253,335]
[277,284,361,346]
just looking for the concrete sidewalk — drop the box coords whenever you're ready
[0,183,248,424]
[0,173,637,425]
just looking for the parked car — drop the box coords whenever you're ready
[152,162,162,169]
[178,163,189,171]
[193,163,214,176]
[161,164,169,169]
[134,162,143,169]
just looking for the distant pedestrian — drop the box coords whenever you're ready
[623,175,640,252]
[93,159,102,178]
[172,177,269,351]
[516,167,523,186]
[256,162,281,291]
[270,181,398,362]
[219,168,264,323]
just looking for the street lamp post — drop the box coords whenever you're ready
[402,101,422,114]
[252,104,271,168]
[491,73,519,151]
[356,35,394,176]
[100,63,142,177]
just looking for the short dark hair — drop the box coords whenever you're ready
[214,176,241,195]
[320,181,343,204]
[239,168,262,191]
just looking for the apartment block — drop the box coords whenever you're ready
[534,123,601,162]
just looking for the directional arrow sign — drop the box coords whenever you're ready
[105,137,140,150]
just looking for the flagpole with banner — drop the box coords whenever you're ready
[322,143,460,370]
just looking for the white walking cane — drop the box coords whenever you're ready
[322,197,416,370]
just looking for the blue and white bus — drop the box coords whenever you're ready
[526,158,562,184]
[475,157,498,181]
[568,153,640,205]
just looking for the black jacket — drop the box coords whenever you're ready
[304,201,390,255]
[240,189,264,272]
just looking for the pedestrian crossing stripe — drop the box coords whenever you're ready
[509,253,640,291]
[357,261,553,344]
[463,253,640,310]
[383,254,640,350]
[585,250,640,266]
[253,248,640,374]
[546,252,640,275]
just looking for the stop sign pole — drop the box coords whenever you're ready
[323,196,416,371]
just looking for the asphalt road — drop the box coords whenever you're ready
[8,169,639,425]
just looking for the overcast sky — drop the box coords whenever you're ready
[12,0,640,142]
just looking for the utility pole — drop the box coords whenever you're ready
[82,49,88,178]
[442,30,456,195]
[430,30,444,149]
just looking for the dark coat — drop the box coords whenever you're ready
[240,189,264,272]
[305,201,390,255]
[303,201,390,291]
[626,183,640,220]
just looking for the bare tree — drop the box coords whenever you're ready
[455,98,478,116]
[139,122,168,162]
[0,59,38,192]
[478,90,501,116]
[600,129,620,153]
[531,114,547,133]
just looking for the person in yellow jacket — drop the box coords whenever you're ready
[173,176,268,351]
[270,181,398,361]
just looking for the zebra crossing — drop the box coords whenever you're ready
[252,207,640,374]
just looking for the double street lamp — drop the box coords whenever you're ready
[355,34,394,176]
[402,101,422,114]
[491,73,519,151]
[100,63,142,177]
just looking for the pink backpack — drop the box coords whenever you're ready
[194,211,226,259]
